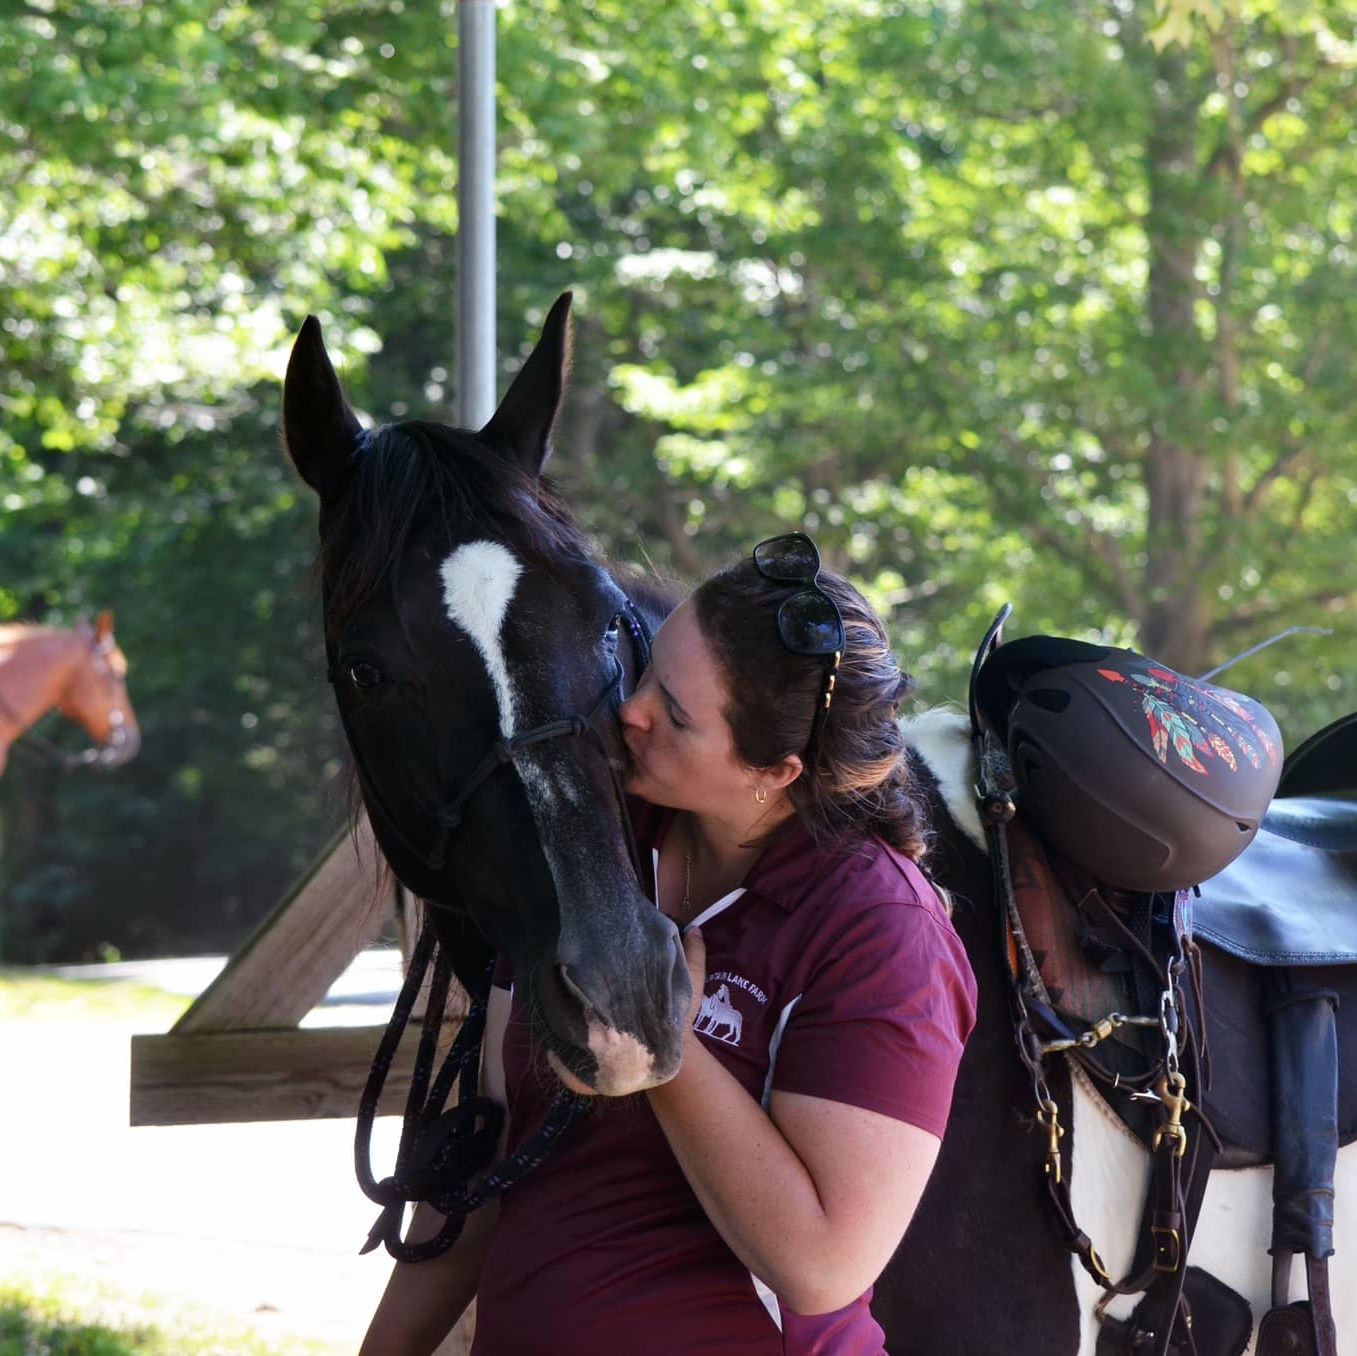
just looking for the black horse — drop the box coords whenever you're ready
[284,297,1355,1353]
[284,295,688,1099]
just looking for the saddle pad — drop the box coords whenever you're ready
[1194,796,1357,965]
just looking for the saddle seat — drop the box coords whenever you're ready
[1194,795,1357,966]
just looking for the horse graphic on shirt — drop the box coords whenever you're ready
[695,984,743,1044]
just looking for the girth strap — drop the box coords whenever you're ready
[1105,1070,1218,1356]
[1258,969,1340,1356]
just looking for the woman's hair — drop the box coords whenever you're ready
[692,556,930,860]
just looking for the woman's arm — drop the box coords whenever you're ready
[358,984,512,1356]
[645,928,941,1316]
[358,1198,500,1356]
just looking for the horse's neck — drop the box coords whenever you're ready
[900,707,987,852]
[0,630,81,737]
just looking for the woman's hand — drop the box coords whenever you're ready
[678,924,706,1028]
[647,942,941,1316]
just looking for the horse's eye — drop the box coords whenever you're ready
[604,618,621,649]
[349,662,384,689]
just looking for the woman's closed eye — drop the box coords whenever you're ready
[657,678,695,732]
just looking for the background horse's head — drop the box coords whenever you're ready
[283,294,689,1096]
[66,612,141,769]
[0,611,140,776]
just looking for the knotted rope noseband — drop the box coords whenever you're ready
[338,597,654,1260]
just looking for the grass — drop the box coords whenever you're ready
[0,972,190,1027]
[0,1276,336,1356]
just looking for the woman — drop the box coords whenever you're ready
[361,533,977,1355]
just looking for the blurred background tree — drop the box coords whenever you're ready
[1,0,1352,961]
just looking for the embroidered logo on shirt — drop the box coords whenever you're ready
[693,972,766,1047]
[695,983,744,1044]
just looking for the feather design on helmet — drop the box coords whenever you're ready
[1207,732,1238,772]
[1096,662,1279,778]
[972,628,1283,890]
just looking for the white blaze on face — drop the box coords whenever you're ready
[440,540,524,736]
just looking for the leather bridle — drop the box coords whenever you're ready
[329,616,646,884]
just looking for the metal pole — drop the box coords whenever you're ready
[456,0,497,427]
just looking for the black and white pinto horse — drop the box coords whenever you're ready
[895,710,1355,1354]
[284,295,1354,1353]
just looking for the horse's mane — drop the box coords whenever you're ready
[320,420,597,629]
[609,560,686,631]
[0,623,56,644]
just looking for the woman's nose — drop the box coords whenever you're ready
[619,688,647,730]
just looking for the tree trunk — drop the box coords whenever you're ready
[1140,49,1213,675]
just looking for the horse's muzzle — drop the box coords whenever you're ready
[547,913,691,1095]
[95,722,141,768]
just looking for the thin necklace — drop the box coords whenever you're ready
[679,811,701,920]
[683,834,693,918]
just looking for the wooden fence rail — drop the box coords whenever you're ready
[129,816,426,1126]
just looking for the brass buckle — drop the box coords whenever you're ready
[1152,1224,1182,1273]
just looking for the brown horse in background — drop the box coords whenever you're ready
[0,612,141,777]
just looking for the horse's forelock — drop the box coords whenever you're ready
[319,420,593,632]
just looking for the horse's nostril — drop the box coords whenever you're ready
[556,962,600,1018]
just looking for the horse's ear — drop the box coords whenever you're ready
[94,610,114,643]
[479,292,573,477]
[283,315,365,500]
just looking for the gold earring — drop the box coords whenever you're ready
[754,786,768,805]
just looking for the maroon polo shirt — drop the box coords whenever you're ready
[472,805,976,1355]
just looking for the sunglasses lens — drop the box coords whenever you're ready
[753,534,820,584]
[777,590,846,656]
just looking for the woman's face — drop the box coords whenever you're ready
[619,599,755,813]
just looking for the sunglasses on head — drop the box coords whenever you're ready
[752,533,846,741]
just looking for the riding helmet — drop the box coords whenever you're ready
[974,634,1283,892]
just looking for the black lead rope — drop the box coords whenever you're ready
[353,917,596,1261]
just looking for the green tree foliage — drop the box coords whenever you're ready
[1,0,1352,959]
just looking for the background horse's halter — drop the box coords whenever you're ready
[337,595,654,1261]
